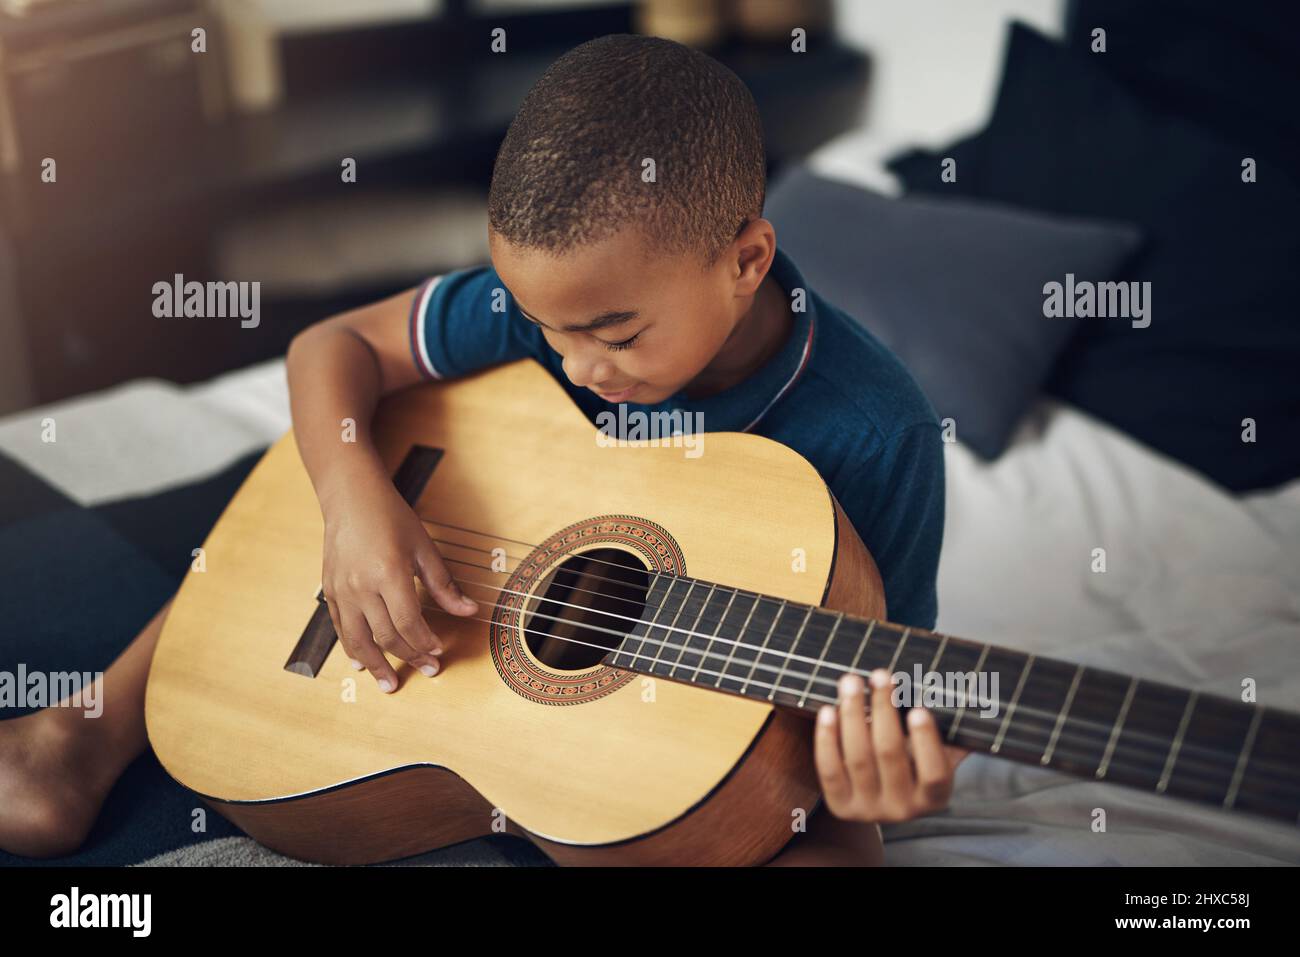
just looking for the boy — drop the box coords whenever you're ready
[0,34,964,864]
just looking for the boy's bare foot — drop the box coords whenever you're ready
[0,599,169,859]
[0,709,124,858]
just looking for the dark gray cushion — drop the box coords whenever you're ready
[767,165,1141,458]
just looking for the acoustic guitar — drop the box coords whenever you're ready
[144,359,1300,865]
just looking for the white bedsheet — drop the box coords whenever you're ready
[2,357,1297,865]
[889,404,1300,865]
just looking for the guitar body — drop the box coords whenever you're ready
[144,359,886,866]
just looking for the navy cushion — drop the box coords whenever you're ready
[887,23,1300,491]
[1063,0,1300,180]
[767,165,1141,458]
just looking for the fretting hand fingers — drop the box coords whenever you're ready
[906,706,955,811]
[868,668,914,817]
[836,672,880,802]
[814,668,959,823]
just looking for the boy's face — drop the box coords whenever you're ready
[488,221,775,405]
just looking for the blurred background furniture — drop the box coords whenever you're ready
[0,0,868,414]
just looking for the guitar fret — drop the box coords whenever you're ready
[1158,692,1198,793]
[714,592,761,691]
[858,623,903,675]
[769,606,814,702]
[1043,663,1084,765]
[1163,693,1256,805]
[637,572,681,670]
[1050,667,1130,775]
[992,654,1034,755]
[886,627,910,675]
[613,571,670,670]
[692,587,738,685]
[886,630,952,732]
[651,579,697,671]
[798,611,842,708]
[1234,709,1300,822]
[947,644,991,742]
[1097,676,1139,779]
[1224,706,1264,810]
[848,621,876,677]
[927,633,949,673]
[1102,680,1195,790]
[795,609,839,705]
[667,582,715,679]
[740,598,787,695]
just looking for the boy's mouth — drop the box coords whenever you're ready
[593,384,639,402]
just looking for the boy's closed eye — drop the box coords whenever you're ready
[518,308,644,351]
[602,331,642,351]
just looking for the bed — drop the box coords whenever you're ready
[2,336,1296,866]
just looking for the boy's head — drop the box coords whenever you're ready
[487,34,780,405]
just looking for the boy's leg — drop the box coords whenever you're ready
[0,596,172,858]
[766,806,885,866]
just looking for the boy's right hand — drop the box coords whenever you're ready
[320,476,479,693]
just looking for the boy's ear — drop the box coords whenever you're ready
[730,217,778,292]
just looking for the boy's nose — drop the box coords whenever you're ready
[562,348,614,390]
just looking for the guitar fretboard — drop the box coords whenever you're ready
[605,572,1300,825]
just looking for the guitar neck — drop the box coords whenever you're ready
[606,572,1300,825]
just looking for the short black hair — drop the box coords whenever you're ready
[487,33,766,268]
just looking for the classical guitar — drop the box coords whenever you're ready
[144,359,1300,865]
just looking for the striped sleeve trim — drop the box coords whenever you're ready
[408,275,446,380]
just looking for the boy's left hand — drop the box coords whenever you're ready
[814,668,971,824]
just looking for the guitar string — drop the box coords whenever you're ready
[403,582,1299,798]
[368,558,1296,785]
[420,540,1290,776]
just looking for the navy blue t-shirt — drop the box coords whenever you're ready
[408,245,945,629]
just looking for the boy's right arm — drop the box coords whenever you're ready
[285,286,480,693]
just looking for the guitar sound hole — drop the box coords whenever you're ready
[522,548,649,671]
